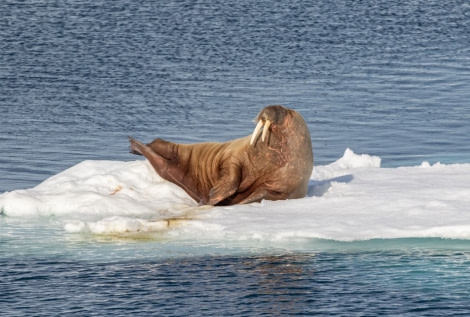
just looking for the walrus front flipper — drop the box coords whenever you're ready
[207,181,239,206]
[237,188,288,205]
[206,163,242,206]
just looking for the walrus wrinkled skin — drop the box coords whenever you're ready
[129,105,313,206]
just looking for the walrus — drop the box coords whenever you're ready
[129,105,313,206]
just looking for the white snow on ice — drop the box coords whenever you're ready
[1,148,470,242]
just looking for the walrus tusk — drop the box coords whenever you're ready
[250,120,264,145]
[261,119,271,142]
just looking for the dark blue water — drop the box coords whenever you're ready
[2,0,470,192]
[2,0,470,315]
[3,250,470,316]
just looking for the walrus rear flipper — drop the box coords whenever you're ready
[128,137,144,155]
[128,137,203,203]
[128,137,167,171]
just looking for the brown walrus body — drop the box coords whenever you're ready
[129,105,313,206]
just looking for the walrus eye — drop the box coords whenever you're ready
[250,119,272,145]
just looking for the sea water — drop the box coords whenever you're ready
[1,0,470,315]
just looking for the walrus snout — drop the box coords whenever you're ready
[250,105,291,146]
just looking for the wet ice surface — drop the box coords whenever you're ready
[2,149,469,245]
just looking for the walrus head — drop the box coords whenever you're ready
[250,105,291,145]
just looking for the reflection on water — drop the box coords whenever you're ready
[2,250,470,316]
